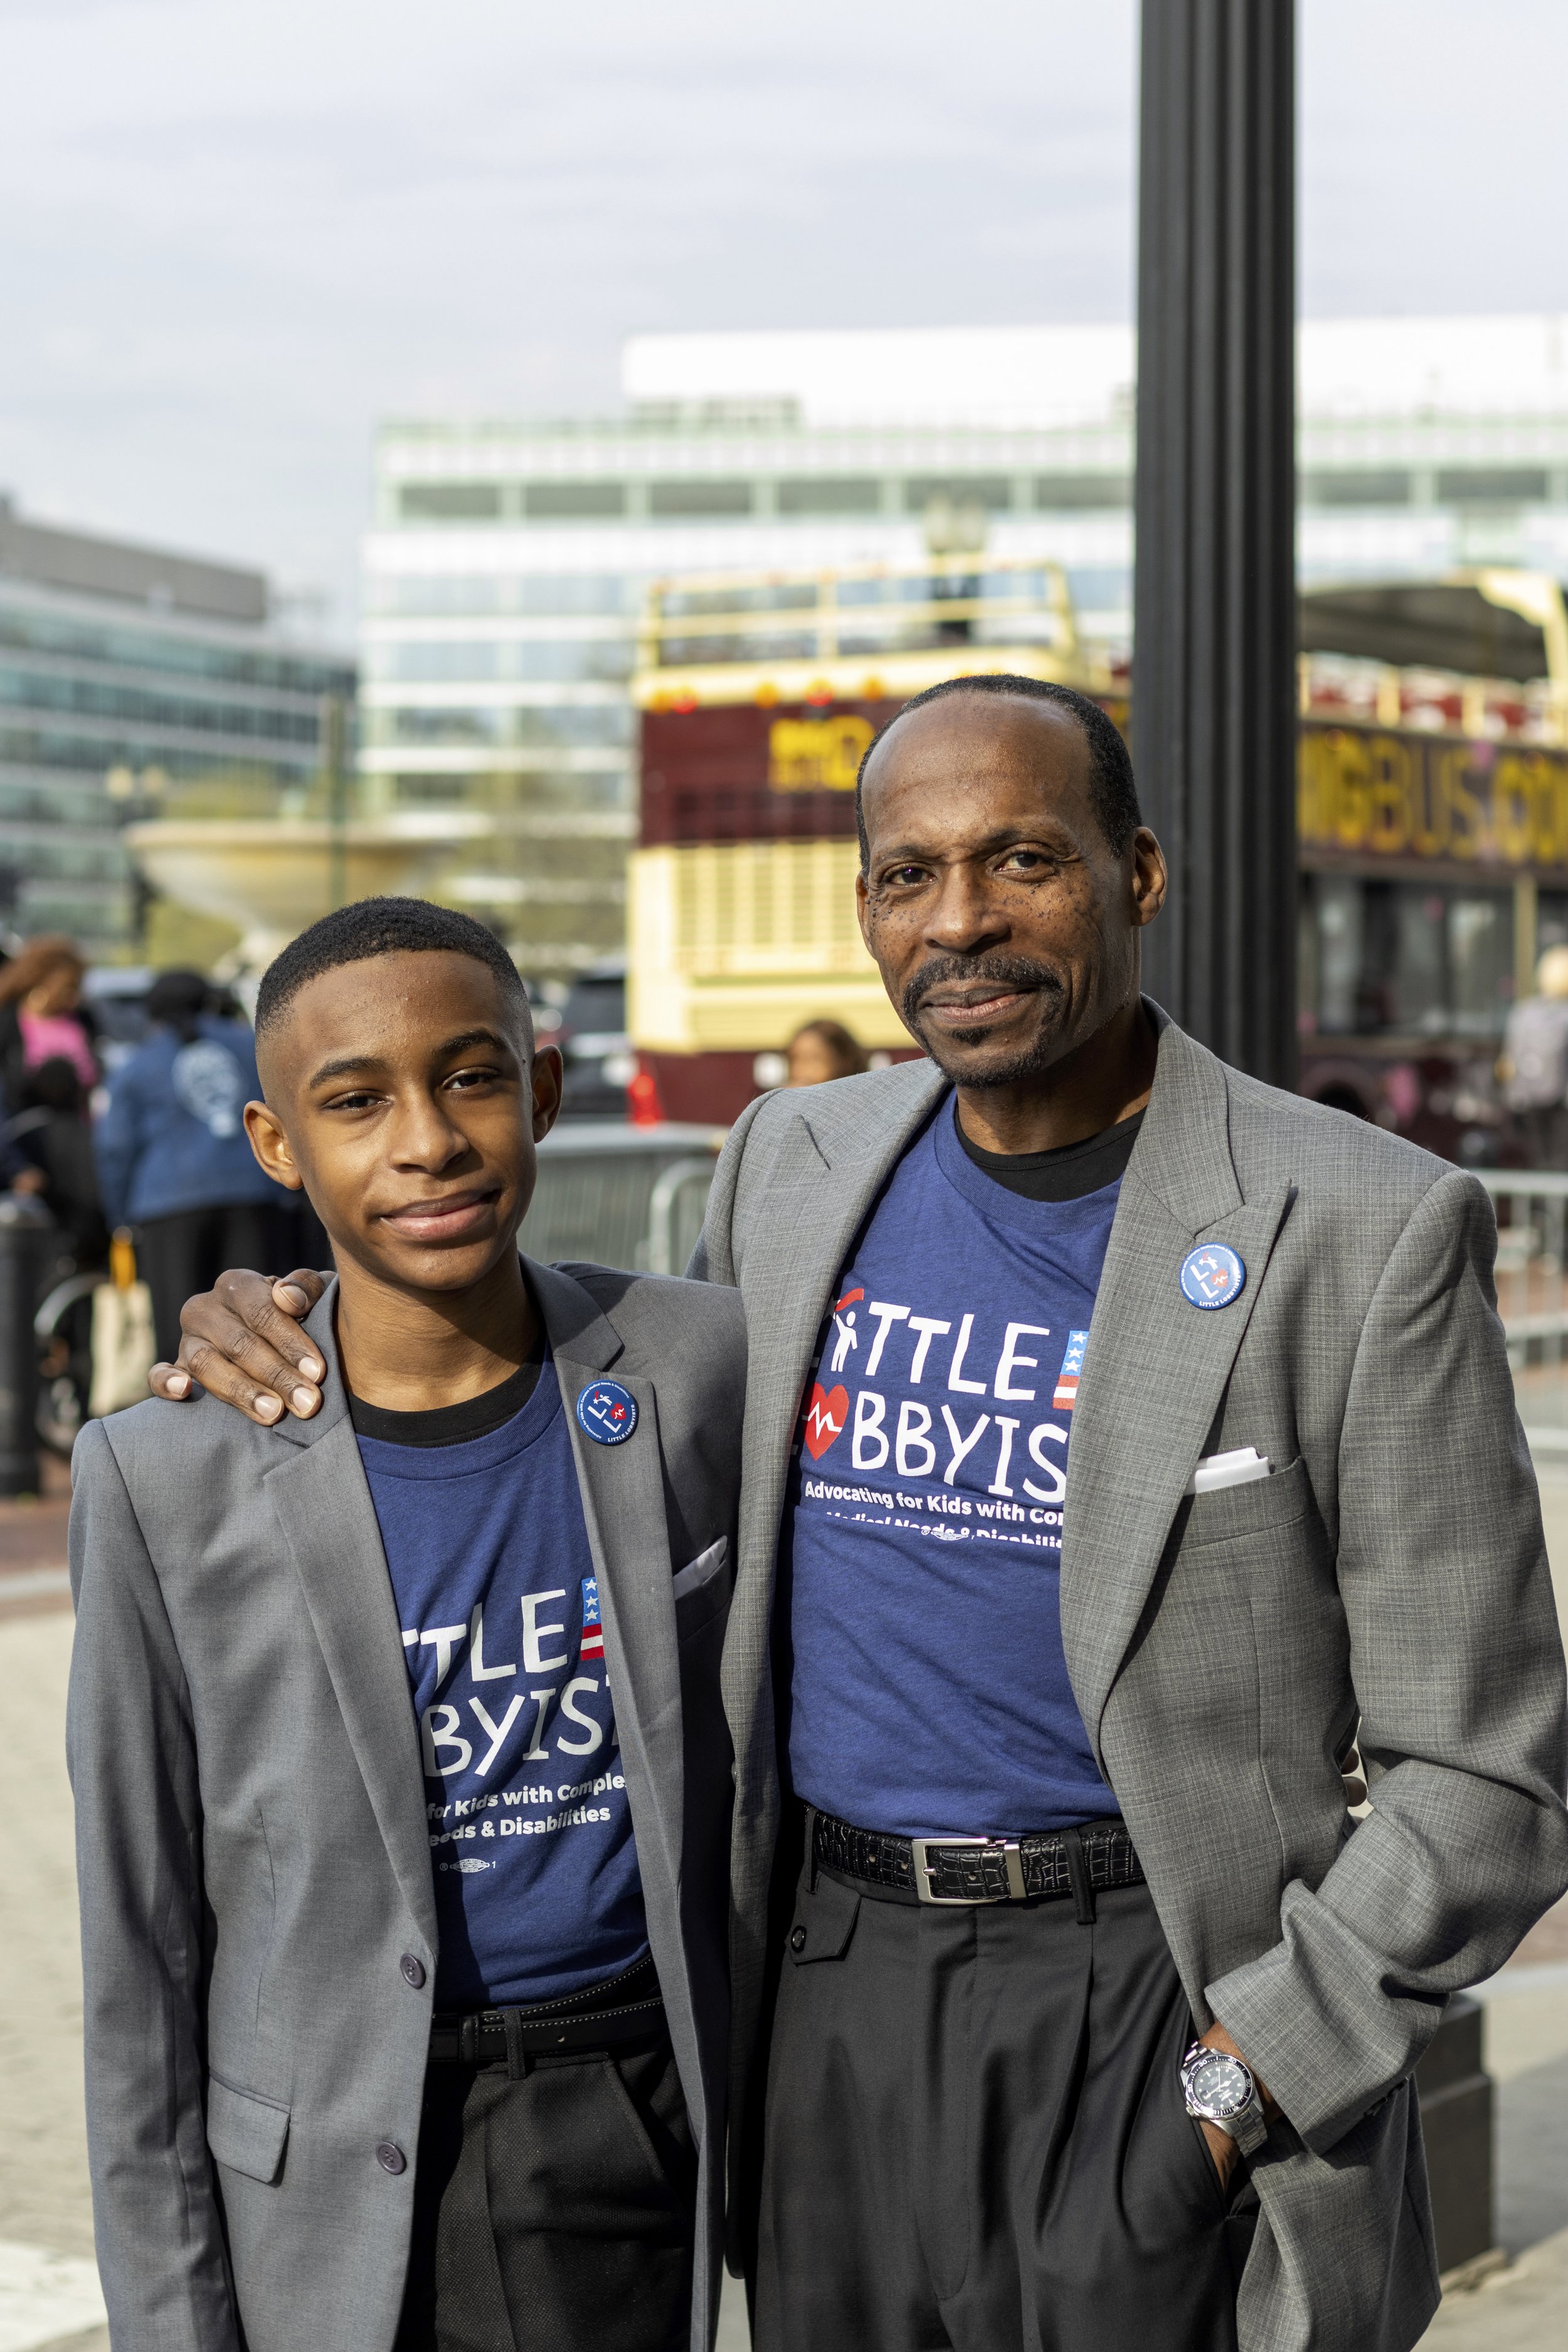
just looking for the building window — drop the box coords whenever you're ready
[368,575,631,617]
[1033,474,1131,511]
[400,484,504,521]
[368,576,503,616]
[1300,470,1413,507]
[648,480,754,517]
[371,642,502,684]
[776,478,883,516]
[903,476,1014,514]
[1435,467,1550,505]
[385,707,509,745]
[522,482,628,520]
[371,639,632,686]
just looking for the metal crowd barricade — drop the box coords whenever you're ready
[523,1121,725,1278]
[1475,1170,1568,1452]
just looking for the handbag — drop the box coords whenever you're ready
[88,1229,158,1419]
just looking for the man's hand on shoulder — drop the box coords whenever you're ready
[148,1268,330,1425]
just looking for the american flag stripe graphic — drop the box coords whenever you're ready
[1053,1329,1091,1411]
[581,1576,605,1658]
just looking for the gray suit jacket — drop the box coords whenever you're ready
[692,1007,1568,2352]
[67,1258,745,2352]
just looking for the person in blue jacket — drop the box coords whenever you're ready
[94,970,297,1360]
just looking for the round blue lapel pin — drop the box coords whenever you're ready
[1180,1243,1246,1310]
[576,1379,638,1446]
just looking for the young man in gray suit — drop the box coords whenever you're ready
[160,684,1568,2352]
[72,901,742,2352]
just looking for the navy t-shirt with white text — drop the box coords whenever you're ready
[356,1360,649,2009]
[784,1095,1121,1839]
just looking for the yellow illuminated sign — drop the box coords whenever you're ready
[1298,726,1568,867]
[768,715,874,794]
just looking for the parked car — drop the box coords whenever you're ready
[553,962,635,1121]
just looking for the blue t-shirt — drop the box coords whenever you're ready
[356,1360,649,2008]
[785,1097,1121,1839]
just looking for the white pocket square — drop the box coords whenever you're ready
[1186,1446,1270,1496]
[671,1535,728,1601]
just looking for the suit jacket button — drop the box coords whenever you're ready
[400,1954,426,1989]
[790,1926,807,1952]
[376,2142,407,2175]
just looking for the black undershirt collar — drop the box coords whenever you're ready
[349,1347,545,1448]
[954,1104,1145,1203]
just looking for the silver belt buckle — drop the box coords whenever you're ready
[910,1835,1027,1905]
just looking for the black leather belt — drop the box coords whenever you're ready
[429,1954,665,2067]
[810,1805,1144,1915]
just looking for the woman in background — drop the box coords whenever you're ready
[94,970,295,1362]
[785,1018,869,1088]
[0,936,98,1109]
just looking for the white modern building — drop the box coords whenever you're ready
[361,315,1568,974]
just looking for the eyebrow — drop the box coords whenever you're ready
[872,824,1068,864]
[305,1028,517,1090]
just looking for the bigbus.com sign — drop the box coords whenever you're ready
[1300,723,1568,871]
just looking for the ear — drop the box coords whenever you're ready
[855,867,872,948]
[244,1098,304,1192]
[1130,827,1168,930]
[531,1044,564,1143]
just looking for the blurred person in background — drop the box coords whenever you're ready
[94,970,295,1360]
[0,935,98,1108]
[786,1017,869,1088]
[9,1056,109,1266]
[1500,944,1568,1167]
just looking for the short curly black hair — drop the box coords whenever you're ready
[855,673,1141,869]
[254,896,530,1044]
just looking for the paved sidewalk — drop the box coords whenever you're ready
[2,1463,1564,2351]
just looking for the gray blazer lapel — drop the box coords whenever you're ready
[531,1262,686,1900]
[1061,1018,1294,1761]
[263,1300,437,1952]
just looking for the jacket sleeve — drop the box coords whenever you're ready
[66,1420,241,2351]
[92,1063,142,1232]
[684,1091,775,1288]
[1207,1170,1568,2153]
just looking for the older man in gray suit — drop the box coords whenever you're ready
[164,679,1568,2352]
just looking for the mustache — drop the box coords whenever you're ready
[901,954,1065,1029]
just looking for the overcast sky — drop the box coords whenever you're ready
[1,0,1564,634]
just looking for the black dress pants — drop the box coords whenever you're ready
[137,1201,296,1364]
[755,1857,1257,2352]
[393,2034,697,2352]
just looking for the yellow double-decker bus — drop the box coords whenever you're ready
[626,554,1120,1123]
[628,556,1568,1163]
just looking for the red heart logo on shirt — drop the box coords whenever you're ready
[803,1382,849,1460]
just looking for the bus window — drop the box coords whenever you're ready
[1448,893,1513,1037]
[1312,876,1364,1032]
[1539,889,1568,961]
[1301,876,1513,1041]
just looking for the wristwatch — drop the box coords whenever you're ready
[1180,2040,1269,2157]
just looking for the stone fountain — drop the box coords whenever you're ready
[124,810,494,976]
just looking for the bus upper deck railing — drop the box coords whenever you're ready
[637,556,1083,672]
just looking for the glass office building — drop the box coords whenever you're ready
[0,495,355,954]
[364,316,1568,977]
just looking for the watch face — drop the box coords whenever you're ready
[1188,2052,1251,2121]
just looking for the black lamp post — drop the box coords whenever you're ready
[1131,0,1298,1088]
